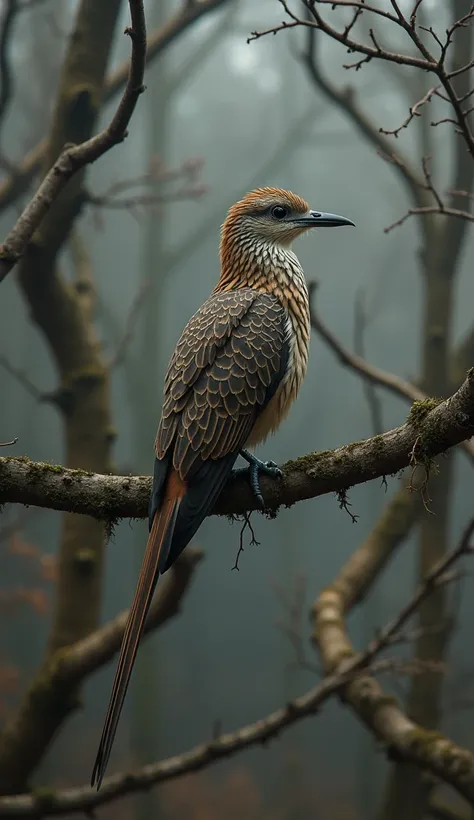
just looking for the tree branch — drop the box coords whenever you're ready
[0,548,203,813]
[0,0,147,283]
[60,546,203,683]
[0,0,232,215]
[249,1,437,70]
[299,22,428,208]
[0,667,391,817]
[1,370,474,519]
[250,0,474,158]
[0,521,472,816]
[309,282,426,404]
[313,515,474,808]
[308,283,474,461]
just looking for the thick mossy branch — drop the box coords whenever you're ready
[313,519,474,806]
[1,372,473,519]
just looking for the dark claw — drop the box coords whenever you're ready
[235,450,282,509]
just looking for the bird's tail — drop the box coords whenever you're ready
[91,469,186,790]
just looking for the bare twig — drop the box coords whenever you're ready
[308,283,474,460]
[313,517,474,810]
[86,186,206,211]
[421,154,444,209]
[108,280,150,370]
[0,0,147,283]
[249,1,437,71]
[231,512,260,571]
[250,1,474,157]
[85,159,207,213]
[0,354,46,402]
[384,145,474,232]
[380,86,440,137]
[308,282,426,404]
[0,438,17,447]
[273,574,319,673]
[363,518,474,660]
[385,204,474,232]
[298,21,427,208]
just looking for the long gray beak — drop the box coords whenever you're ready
[292,210,355,228]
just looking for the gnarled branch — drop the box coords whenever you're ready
[313,517,474,808]
[1,370,474,519]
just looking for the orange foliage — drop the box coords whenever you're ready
[160,758,358,820]
[0,520,57,712]
[0,587,48,615]
[1,526,57,614]
[39,552,58,582]
[162,767,274,820]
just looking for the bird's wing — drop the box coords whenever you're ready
[155,288,290,478]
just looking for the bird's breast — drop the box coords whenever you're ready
[246,304,309,448]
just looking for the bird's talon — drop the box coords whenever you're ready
[236,450,282,509]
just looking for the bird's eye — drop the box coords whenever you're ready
[271,205,288,220]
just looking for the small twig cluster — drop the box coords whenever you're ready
[385,154,474,231]
[86,157,207,218]
[249,0,474,230]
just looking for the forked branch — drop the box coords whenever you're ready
[0,0,147,283]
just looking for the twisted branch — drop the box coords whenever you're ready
[1,369,473,519]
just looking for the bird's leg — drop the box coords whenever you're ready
[232,448,282,509]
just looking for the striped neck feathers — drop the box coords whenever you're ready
[216,230,307,302]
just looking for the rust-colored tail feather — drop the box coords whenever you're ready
[91,470,186,790]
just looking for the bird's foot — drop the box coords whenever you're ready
[233,449,282,510]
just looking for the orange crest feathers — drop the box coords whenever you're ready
[224,187,309,226]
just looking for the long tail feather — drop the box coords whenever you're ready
[91,470,185,790]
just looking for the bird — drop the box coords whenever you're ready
[91,187,354,788]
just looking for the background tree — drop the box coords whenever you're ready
[0,2,473,820]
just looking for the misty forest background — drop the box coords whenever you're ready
[0,1,473,818]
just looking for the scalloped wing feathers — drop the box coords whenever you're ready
[155,289,290,479]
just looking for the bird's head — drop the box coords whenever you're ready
[220,187,354,258]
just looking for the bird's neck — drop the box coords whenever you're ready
[215,236,309,317]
